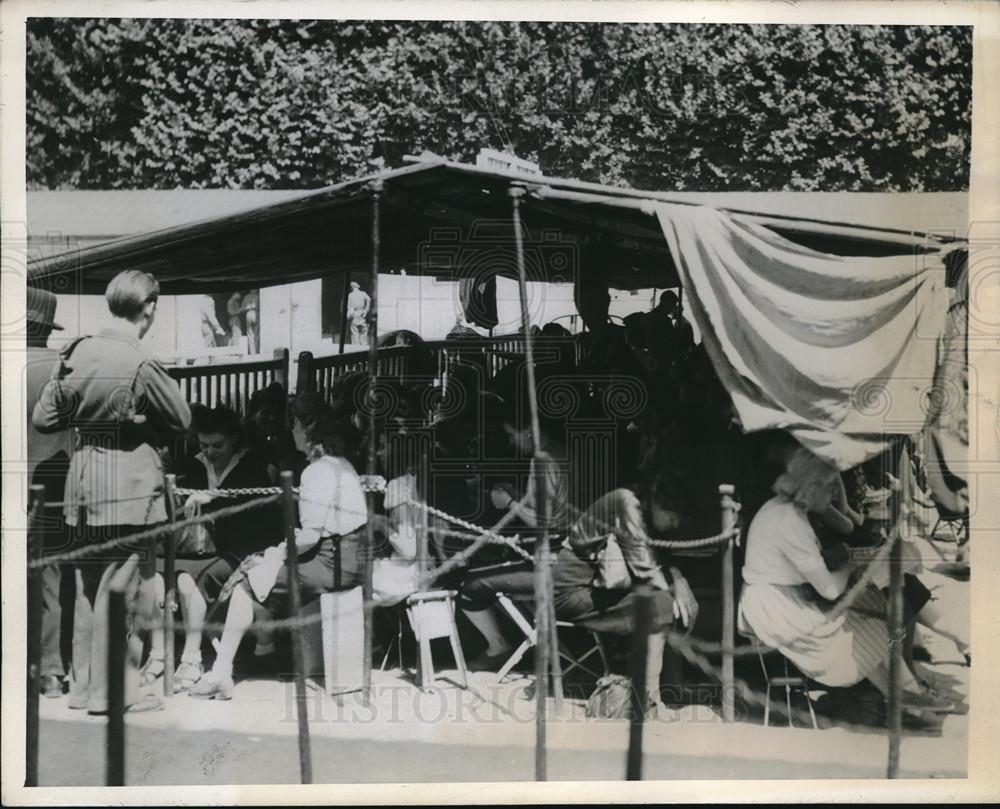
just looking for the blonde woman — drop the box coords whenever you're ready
[738,447,950,721]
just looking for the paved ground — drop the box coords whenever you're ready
[35,640,969,785]
[34,505,969,786]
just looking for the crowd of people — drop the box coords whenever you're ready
[25,267,969,728]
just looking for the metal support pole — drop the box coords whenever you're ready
[25,484,45,788]
[510,183,554,780]
[338,271,351,355]
[363,180,383,703]
[419,452,430,578]
[887,444,910,778]
[719,483,737,722]
[627,585,654,781]
[107,587,127,786]
[106,557,138,787]
[547,579,564,712]
[162,474,179,697]
[281,471,313,784]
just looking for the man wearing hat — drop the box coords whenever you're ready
[26,287,74,698]
[346,281,371,346]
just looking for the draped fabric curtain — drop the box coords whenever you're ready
[653,202,955,469]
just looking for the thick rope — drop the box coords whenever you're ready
[410,499,535,563]
[27,494,281,568]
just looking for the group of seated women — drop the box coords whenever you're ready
[131,323,967,725]
[131,369,705,717]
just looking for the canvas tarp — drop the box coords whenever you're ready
[654,202,956,469]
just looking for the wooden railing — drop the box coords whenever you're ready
[167,348,289,415]
[424,335,578,382]
[164,336,581,414]
[295,346,411,402]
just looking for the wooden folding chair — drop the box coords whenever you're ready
[405,590,468,690]
[494,594,609,682]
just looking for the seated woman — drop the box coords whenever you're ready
[189,399,368,700]
[145,406,281,691]
[244,382,302,482]
[459,473,699,707]
[738,447,950,723]
[454,398,570,669]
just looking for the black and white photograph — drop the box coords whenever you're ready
[2,0,998,804]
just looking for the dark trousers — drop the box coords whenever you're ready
[40,564,65,678]
[460,563,535,611]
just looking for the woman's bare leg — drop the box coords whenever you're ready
[208,585,254,678]
[462,606,512,656]
[176,572,206,663]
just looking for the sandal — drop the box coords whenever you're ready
[173,660,204,693]
[139,657,165,687]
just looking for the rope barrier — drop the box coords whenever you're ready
[562,498,740,552]
[647,527,740,550]
[30,476,909,685]
[172,474,387,499]
[28,494,281,568]
[412,499,535,563]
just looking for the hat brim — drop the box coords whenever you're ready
[27,312,64,330]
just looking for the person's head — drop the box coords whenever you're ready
[575,277,611,333]
[541,321,571,338]
[26,287,63,347]
[105,270,159,337]
[195,406,242,468]
[657,290,679,317]
[291,397,354,460]
[248,382,287,436]
[645,471,688,533]
[773,447,840,513]
[350,281,360,292]
[496,381,564,455]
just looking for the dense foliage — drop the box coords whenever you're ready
[26,19,971,191]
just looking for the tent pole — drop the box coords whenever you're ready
[510,182,555,780]
[887,443,910,777]
[338,271,351,355]
[363,180,383,704]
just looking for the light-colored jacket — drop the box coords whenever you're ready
[32,328,191,526]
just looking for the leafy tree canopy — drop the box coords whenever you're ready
[26,19,971,191]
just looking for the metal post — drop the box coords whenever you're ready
[547,575,564,712]
[162,474,179,698]
[25,484,45,788]
[281,471,313,784]
[363,180,383,703]
[338,271,351,355]
[627,585,654,781]
[107,586,127,786]
[887,444,910,778]
[719,483,737,722]
[106,557,138,787]
[419,452,430,578]
[510,183,553,780]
